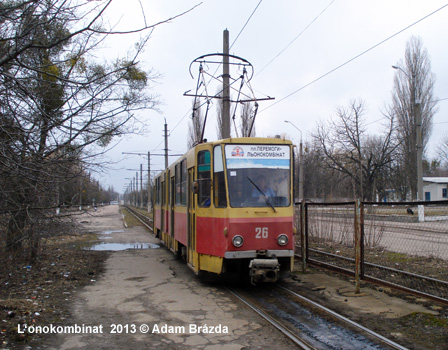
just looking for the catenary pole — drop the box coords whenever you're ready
[222,29,230,139]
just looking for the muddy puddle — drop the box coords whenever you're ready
[86,242,160,251]
[100,230,125,235]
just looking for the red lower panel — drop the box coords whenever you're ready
[174,212,187,245]
[196,216,294,257]
[154,208,161,230]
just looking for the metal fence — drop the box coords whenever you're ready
[296,200,448,304]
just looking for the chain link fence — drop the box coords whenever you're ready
[296,200,448,304]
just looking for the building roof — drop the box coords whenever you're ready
[423,177,448,184]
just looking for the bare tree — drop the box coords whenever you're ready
[239,102,256,137]
[216,91,256,139]
[188,99,204,149]
[313,99,398,201]
[216,92,255,139]
[215,91,225,140]
[437,134,448,167]
[299,140,349,200]
[0,0,197,259]
[388,36,438,199]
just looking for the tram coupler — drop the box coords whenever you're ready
[249,258,280,285]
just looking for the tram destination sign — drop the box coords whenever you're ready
[225,144,290,169]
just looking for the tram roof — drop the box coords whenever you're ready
[209,137,293,146]
[156,137,293,177]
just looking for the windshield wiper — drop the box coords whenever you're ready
[247,176,276,213]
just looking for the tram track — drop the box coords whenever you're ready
[227,287,315,349]
[123,205,153,232]
[227,284,409,350]
[124,204,410,349]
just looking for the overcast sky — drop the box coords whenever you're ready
[97,0,448,194]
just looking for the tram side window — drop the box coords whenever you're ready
[161,180,166,206]
[181,160,187,205]
[197,150,211,207]
[155,177,160,205]
[214,146,227,208]
[175,164,181,205]
[175,160,187,206]
[154,178,158,205]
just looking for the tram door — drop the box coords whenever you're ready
[187,167,196,269]
[160,178,165,234]
[170,176,175,248]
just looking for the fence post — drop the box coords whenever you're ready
[301,199,307,272]
[354,199,362,294]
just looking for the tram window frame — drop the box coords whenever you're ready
[181,160,187,205]
[161,179,166,206]
[224,144,291,208]
[197,150,211,208]
[175,164,181,205]
[213,146,227,208]
[174,160,187,206]
[155,177,160,205]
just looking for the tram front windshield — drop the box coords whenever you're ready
[225,145,291,208]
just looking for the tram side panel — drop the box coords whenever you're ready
[174,208,187,246]
[226,215,294,252]
[195,212,294,267]
[195,215,228,256]
[173,158,189,248]
[154,206,161,236]
[153,176,162,237]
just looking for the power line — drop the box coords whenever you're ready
[257,0,335,76]
[260,2,448,114]
[364,96,448,127]
[230,0,263,50]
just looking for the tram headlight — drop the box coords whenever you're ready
[232,235,244,248]
[277,234,288,246]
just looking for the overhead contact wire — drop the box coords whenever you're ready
[257,0,335,76]
[230,0,263,50]
[261,2,448,114]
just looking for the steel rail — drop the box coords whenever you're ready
[226,288,315,350]
[296,248,448,304]
[123,205,153,232]
[277,285,410,350]
[305,248,448,285]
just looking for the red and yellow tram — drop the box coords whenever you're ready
[153,137,295,284]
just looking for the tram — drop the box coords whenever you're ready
[153,137,295,284]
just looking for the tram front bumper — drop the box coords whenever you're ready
[249,258,280,284]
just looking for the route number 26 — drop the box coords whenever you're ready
[255,227,268,239]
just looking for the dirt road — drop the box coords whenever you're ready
[43,205,294,350]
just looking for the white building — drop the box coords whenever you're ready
[423,177,448,201]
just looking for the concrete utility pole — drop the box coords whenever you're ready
[122,151,152,210]
[140,163,143,208]
[147,152,151,212]
[416,102,423,201]
[135,172,139,206]
[416,102,425,222]
[222,29,231,139]
[164,120,169,169]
